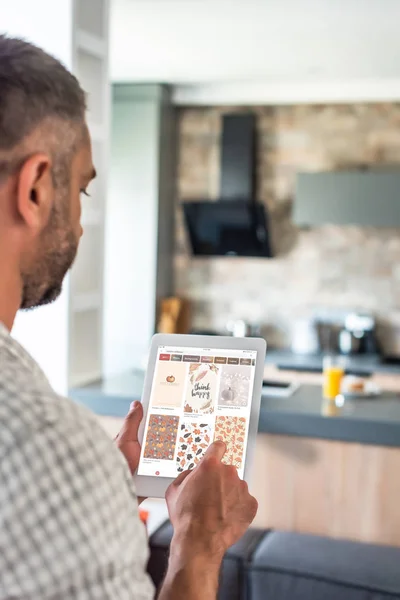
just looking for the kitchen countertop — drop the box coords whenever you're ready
[265,349,400,375]
[259,384,400,447]
[71,370,144,417]
[70,369,400,448]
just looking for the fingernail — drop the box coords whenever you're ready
[130,401,140,411]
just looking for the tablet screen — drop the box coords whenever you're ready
[137,345,257,479]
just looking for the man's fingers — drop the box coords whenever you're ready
[118,401,143,441]
[173,442,226,487]
[172,469,193,487]
[203,440,226,462]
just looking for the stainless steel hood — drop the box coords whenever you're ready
[294,172,400,227]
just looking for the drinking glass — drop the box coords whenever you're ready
[323,355,345,400]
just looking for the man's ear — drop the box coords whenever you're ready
[16,154,54,231]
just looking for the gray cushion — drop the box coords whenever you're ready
[250,531,400,599]
[148,520,266,599]
[219,528,266,600]
[147,521,173,590]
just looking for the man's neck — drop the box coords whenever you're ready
[0,265,21,331]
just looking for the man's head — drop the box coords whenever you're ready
[0,35,95,313]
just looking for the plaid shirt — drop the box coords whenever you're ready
[0,323,154,599]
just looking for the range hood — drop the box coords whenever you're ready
[294,171,400,227]
[182,113,273,257]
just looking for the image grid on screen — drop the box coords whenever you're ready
[138,345,257,479]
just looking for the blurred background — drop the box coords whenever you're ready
[7,0,400,580]
[4,0,400,392]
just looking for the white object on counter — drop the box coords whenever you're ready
[226,319,249,337]
[291,318,319,355]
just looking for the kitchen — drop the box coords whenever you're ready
[71,99,400,546]
[174,104,400,544]
[176,104,400,356]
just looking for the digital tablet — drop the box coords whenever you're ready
[135,334,266,498]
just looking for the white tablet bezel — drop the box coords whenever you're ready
[134,333,267,498]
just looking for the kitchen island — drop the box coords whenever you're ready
[70,362,400,547]
[70,366,400,448]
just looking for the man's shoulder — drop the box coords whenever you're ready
[0,332,105,453]
[0,337,136,501]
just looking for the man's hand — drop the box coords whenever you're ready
[159,441,258,600]
[166,441,258,557]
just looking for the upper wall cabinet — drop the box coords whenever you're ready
[294,172,400,228]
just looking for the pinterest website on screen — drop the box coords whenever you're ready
[138,345,257,479]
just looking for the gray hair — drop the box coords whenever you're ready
[0,34,86,183]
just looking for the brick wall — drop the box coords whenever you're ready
[175,104,400,349]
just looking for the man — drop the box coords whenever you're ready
[0,34,258,599]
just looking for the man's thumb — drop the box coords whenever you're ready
[118,401,143,441]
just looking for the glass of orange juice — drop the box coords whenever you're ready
[323,355,345,400]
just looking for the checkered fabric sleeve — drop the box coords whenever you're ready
[0,324,154,599]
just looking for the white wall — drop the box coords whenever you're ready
[1,0,73,394]
[1,1,73,63]
[111,0,400,105]
[173,80,400,106]
[103,85,160,376]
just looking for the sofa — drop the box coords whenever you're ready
[148,521,400,599]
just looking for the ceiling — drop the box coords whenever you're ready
[110,0,400,104]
